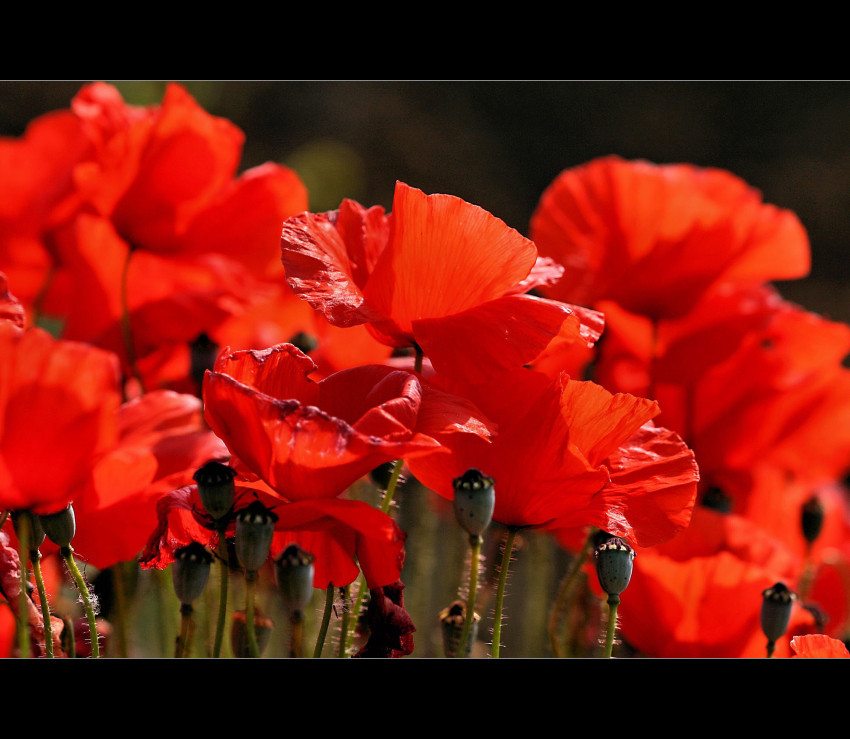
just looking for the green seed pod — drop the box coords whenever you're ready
[761,582,797,643]
[235,500,278,573]
[275,544,315,615]
[452,468,495,538]
[594,537,635,597]
[193,460,236,521]
[11,510,45,552]
[172,541,213,605]
[439,600,480,658]
[39,504,76,549]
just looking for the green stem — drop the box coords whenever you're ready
[16,517,30,658]
[338,585,351,658]
[212,526,229,658]
[290,612,304,658]
[29,549,53,658]
[381,458,404,515]
[176,603,193,658]
[313,584,334,658]
[602,594,620,658]
[61,546,99,658]
[111,562,129,658]
[548,530,595,657]
[457,534,482,657]
[62,616,76,658]
[245,571,260,658]
[491,527,518,659]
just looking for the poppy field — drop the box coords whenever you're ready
[2,81,850,659]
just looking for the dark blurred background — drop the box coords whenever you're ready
[3,80,849,324]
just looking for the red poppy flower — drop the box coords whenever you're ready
[529,155,810,319]
[406,366,699,548]
[139,479,406,590]
[617,506,817,658]
[0,320,122,516]
[202,342,495,501]
[281,181,603,382]
[1,83,308,389]
[790,633,850,658]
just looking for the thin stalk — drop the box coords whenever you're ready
[62,616,76,658]
[602,594,620,658]
[244,572,260,658]
[338,585,351,658]
[16,517,30,658]
[61,547,99,658]
[548,531,595,657]
[290,612,304,658]
[457,534,482,657]
[491,527,518,659]
[381,459,404,515]
[212,525,229,657]
[29,549,53,658]
[111,562,129,658]
[313,584,334,658]
[176,603,193,658]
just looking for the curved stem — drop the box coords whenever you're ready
[491,527,518,659]
[458,534,482,657]
[16,517,30,658]
[313,584,334,658]
[381,459,404,515]
[61,546,99,658]
[244,571,260,658]
[548,530,595,657]
[29,550,53,658]
[176,603,193,658]
[290,612,304,658]
[212,526,229,658]
[602,594,620,658]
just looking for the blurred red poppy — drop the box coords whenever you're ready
[281,181,603,382]
[407,367,699,548]
[202,342,495,501]
[530,155,810,319]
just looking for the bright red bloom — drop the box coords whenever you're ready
[618,506,817,658]
[202,342,495,501]
[281,181,603,382]
[139,479,407,590]
[1,83,308,389]
[407,367,699,548]
[790,634,850,658]
[530,155,810,319]
[0,320,121,515]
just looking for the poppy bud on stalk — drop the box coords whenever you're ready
[193,460,237,521]
[275,544,315,615]
[761,582,797,657]
[235,500,278,575]
[594,537,635,597]
[801,495,825,546]
[439,599,480,658]
[189,333,219,394]
[172,542,213,606]
[11,510,45,553]
[452,468,495,540]
[231,608,274,657]
[39,504,76,549]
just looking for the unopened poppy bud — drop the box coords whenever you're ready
[761,582,797,644]
[193,461,236,521]
[172,542,213,605]
[231,608,274,657]
[594,537,635,597]
[39,504,76,549]
[452,468,495,538]
[235,500,278,573]
[801,495,825,545]
[439,599,480,658]
[11,510,45,552]
[275,544,315,615]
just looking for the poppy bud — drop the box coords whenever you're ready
[761,582,797,646]
[594,537,635,597]
[801,495,825,545]
[452,468,495,539]
[235,500,278,573]
[172,541,213,605]
[439,599,480,658]
[287,331,318,354]
[193,461,236,521]
[231,608,274,657]
[275,544,315,615]
[11,510,45,552]
[39,504,76,549]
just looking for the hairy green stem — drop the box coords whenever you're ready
[245,572,260,658]
[602,594,620,658]
[313,584,334,658]
[29,549,53,658]
[458,534,482,657]
[212,526,229,658]
[548,530,595,657]
[16,517,30,658]
[61,547,99,658]
[176,603,193,658]
[491,527,518,659]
